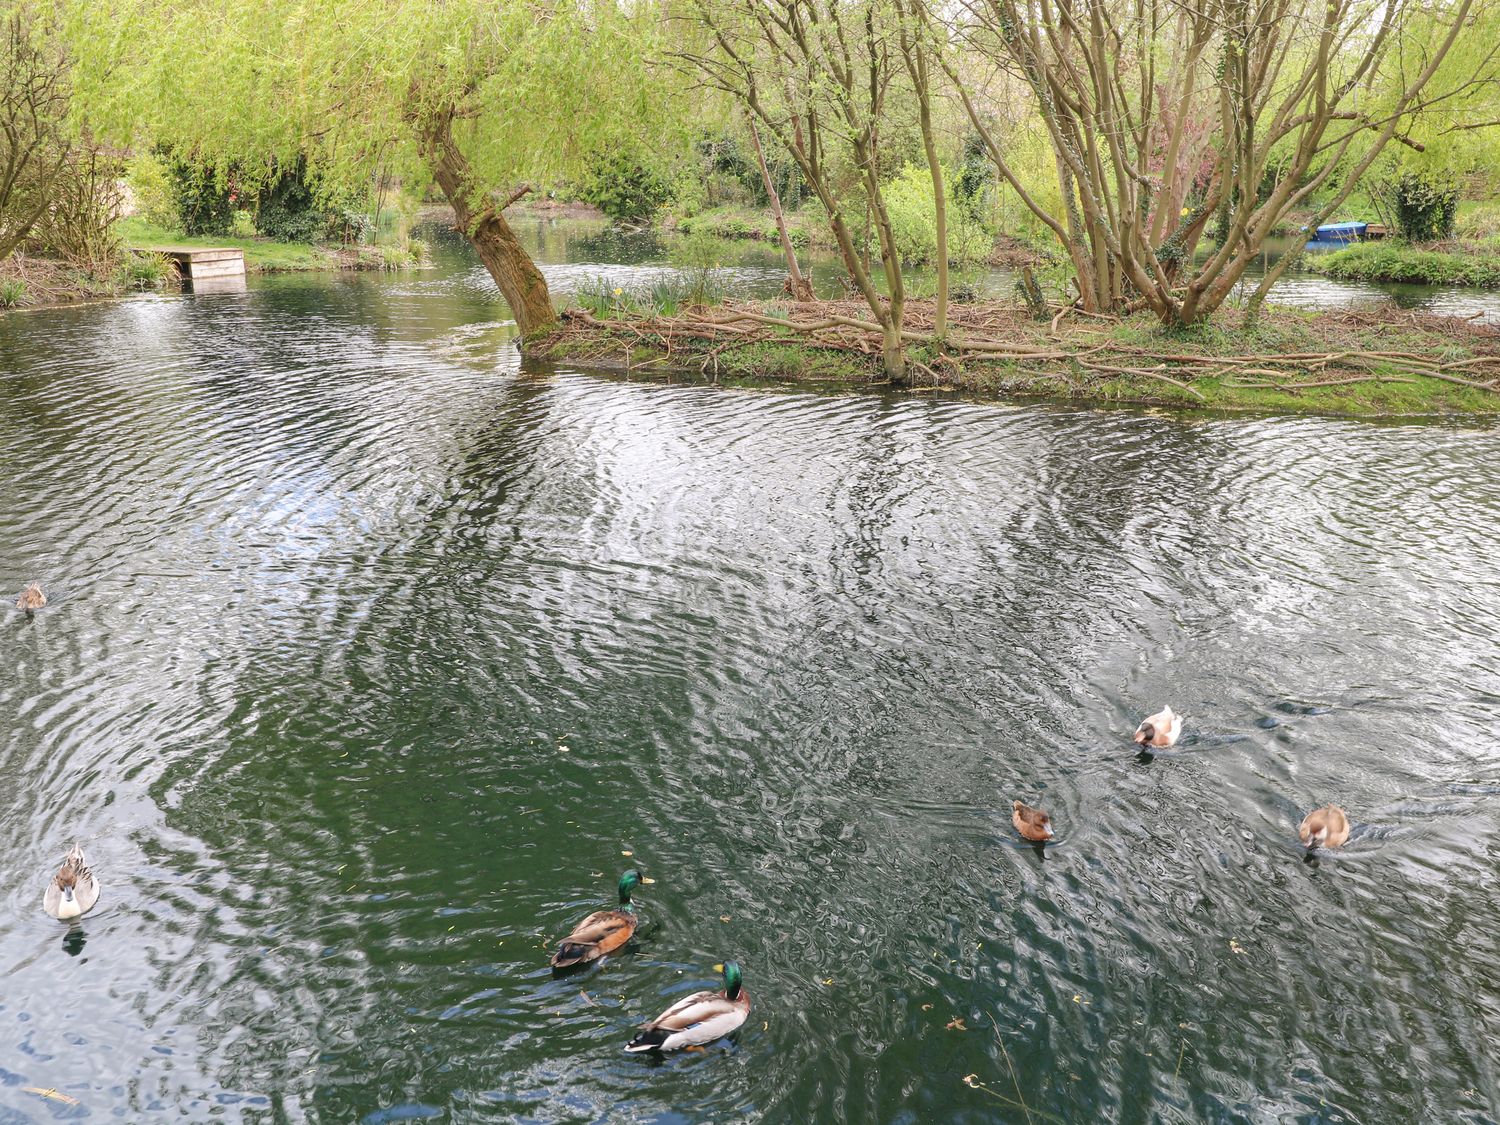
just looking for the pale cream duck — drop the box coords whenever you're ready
[1298,805,1350,850]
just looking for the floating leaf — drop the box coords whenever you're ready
[962,1074,979,1088]
[1229,939,1248,955]
[719,915,731,923]
[23,1089,79,1106]
[946,1017,968,1031]
[622,851,633,857]
[921,1003,933,1011]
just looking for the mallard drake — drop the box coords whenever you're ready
[1012,800,1053,842]
[626,961,751,1052]
[1133,706,1183,747]
[550,869,653,969]
[1298,805,1350,850]
[43,843,100,920]
[15,582,46,611]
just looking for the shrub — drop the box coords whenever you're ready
[168,161,236,236]
[125,153,180,228]
[254,161,330,242]
[1308,241,1500,288]
[666,229,727,306]
[0,278,27,307]
[1389,174,1459,242]
[575,152,673,224]
[883,164,991,267]
[32,148,124,272]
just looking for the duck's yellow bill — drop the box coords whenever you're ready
[713,963,724,972]
[640,877,656,884]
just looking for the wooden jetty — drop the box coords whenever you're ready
[131,245,246,290]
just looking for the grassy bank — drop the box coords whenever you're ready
[116,217,421,273]
[530,297,1500,417]
[671,205,832,251]
[1307,239,1500,288]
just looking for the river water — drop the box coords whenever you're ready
[1,226,1498,1124]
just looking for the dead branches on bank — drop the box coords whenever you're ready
[549,299,1500,399]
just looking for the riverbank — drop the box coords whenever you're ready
[1307,239,1500,288]
[531,298,1500,416]
[117,218,422,273]
[0,221,426,311]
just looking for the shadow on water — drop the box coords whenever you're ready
[1,222,1498,1123]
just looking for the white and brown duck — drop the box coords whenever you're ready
[43,843,100,920]
[1133,706,1183,748]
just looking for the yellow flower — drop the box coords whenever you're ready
[613,287,623,296]
[1180,207,1190,216]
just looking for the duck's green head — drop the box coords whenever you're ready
[618,869,653,905]
[717,960,744,1000]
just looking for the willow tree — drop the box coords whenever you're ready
[66,0,667,337]
[685,0,911,379]
[940,0,1497,325]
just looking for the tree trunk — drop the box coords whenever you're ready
[747,117,813,302]
[417,108,557,337]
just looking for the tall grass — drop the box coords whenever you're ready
[0,278,27,307]
[573,271,725,320]
[116,249,178,291]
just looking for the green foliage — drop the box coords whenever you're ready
[573,273,721,319]
[125,153,179,227]
[666,230,728,305]
[1307,241,1500,287]
[0,278,27,307]
[575,152,674,224]
[167,161,236,236]
[953,131,994,222]
[1389,174,1459,242]
[254,160,329,242]
[676,206,817,249]
[883,164,990,267]
[1455,201,1500,239]
[116,249,176,290]
[67,0,681,233]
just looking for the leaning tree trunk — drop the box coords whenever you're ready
[418,108,557,337]
[747,117,813,302]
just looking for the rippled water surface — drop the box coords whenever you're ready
[2,231,1499,1124]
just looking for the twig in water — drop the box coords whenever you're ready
[992,1013,1034,1125]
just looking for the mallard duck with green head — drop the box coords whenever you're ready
[550,869,652,969]
[626,961,751,1052]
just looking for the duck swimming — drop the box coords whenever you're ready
[550,869,652,969]
[15,582,46,611]
[626,961,750,1052]
[1298,805,1350,850]
[43,843,100,920]
[1133,706,1183,747]
[1011,800,1054,842]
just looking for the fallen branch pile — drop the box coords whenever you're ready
[551,299,1500,399]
